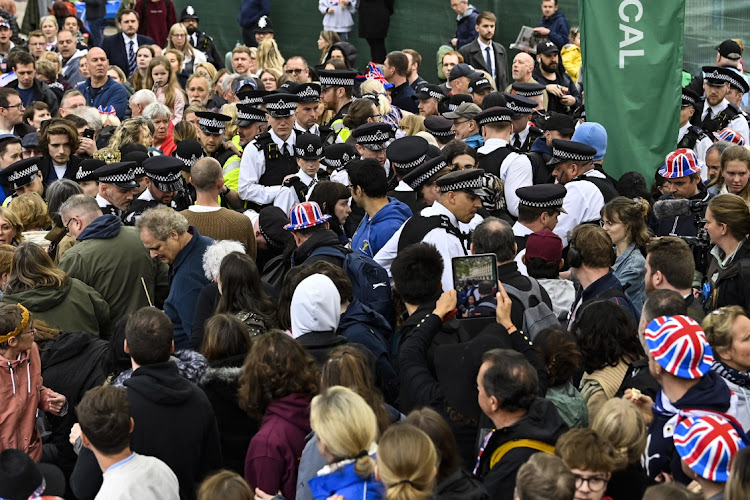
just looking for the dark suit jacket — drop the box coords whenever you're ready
[459,39,509,92]
[101,33,155,77]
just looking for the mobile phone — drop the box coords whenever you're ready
[83,128,95,139]
[452,254,498,293]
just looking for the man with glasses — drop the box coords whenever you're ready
[58,194,169,325]
[0,88,34,138]
[284,56,311,84]
[26,31,47,60]
[443,101,483,148]
[555,429,617,500]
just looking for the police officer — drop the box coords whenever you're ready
[402,154,453,212]
[275,133,327,214]
[505,93,543,152]
[351,122,398,190]
[292,83,326,136]
[194,111,234,168]
[93,161,139,216]
[0,157,46,204]
[322,143,359,184]
[678,87,713,164]
[547,139,613,245]
[319,69,357,129]
[223,104,267,194]
[238,93,301,210]
[513,183,567,274]
[385,135,429,213]
[511,81,548,116]
[180,6,225,70]
[413,83,445,117]
[474,106,533,218]
[423,115,456,148]
[699,66,749,143]
[173,139,205,210]
[123,155,185,225]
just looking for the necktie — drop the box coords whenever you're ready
[282,143,290,157]
[127,40,136,76]
[513,133,522,149]
[485,46,493,79]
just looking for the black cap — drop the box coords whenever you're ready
[94,161,138,189]
[237,90,269,106]
[351,123,393,151]
[547,139,596,165]
[413,83,445,101]
[278,81,295,92]
[258,206,295,250]
[538,40,560,55]
[122,150,148,178]
[76,158,105,182]
[237,105,267,126]
[179,5,199,21]
[21,133,37,149]
[516,184,568,213]
[254,15,273,33]
[403,155,450,191]
[511,82,546,97]
[262,93,300,118]
[448,63,481,82]
[292,83,321,103]
[468,75,492,94]
[0,449,45,500]
[387,136,429,174]
[702,66,735,86]
[540,112,576,134]
[682,88,701,108]
[424,115,455,138]
[321,143,359,169]
[143,156,184,192]
[196,111,231,135]
[173,139,205,172]
[442,93,473,113]
[504,93,537,115]
[726,70,750,94]
[0,157,40,190]
[437,168,485,195]
[716,39,743,61]
[474,106,513,127]
[318,69,357,89]
[0,134,20,147]
[294,134,324,160]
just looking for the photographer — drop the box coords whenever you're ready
[704,193,750,313]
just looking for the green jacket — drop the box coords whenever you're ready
[1,278,110,338]
[58,218,169,326]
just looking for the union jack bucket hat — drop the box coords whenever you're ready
[644,315,714,379]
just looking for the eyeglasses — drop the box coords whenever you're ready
[453,119,470,126]
[63,217,76,234]
[285,68,305,75]
[573,475,608,492]
[3,103,24,111]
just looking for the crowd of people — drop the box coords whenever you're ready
[2,0,750,500]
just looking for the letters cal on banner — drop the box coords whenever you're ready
[579,0,686,179]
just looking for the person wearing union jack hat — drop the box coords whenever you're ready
[698,66,750,144]
[636,314,737,483]
[652,148,714,239]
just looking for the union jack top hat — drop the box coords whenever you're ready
[284,202,331,231]
[713,127,746,146]
[674,414,747,482]
[659,148,702,178]
[645,315,714,379]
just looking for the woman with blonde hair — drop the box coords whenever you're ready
[165,22,208,88]
[195,62,217,82]
[107,117,153,152]
[703,305,750,431]
[130,45,155,91]
[307,386,384,500]
[9,193,52,249]
[0,244,16,293]
[40,16,58,49]
[146,55,186,125]
[397,114,425,138]
[591,398,649,500]
[0,242,109,337]
[318,31,341,63]
[259,68,283,91]
[0,207,24,246]
[600,196,651,312]
[359,78,404,131]
[708,145,750,204]
[257,39,285,73]
[377,424,437,500]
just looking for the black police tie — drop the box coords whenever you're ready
[282,143,290,157]
[513,134,522,149]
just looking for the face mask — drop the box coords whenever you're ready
[395,129,406,139]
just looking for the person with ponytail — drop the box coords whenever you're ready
[600,196,651,312]
[376,424,437,500]
[307,386,384,500]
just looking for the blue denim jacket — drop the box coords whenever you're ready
[613,242,647,314]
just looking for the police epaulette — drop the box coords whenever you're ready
[252,132,273,151]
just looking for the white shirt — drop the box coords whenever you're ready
[138,189,154,201]
[274,169,317,213]
[95,453,179,500]
[701,98,750,144]
[187,205,221,212]
[53,164,67,180]
[477,138,533,217]
[122,33,139,53]
[238,129,297,205]
[294,122,320,136]
[677,123,712,180]
[512,123,531,148]
[553,170,606,246]
[477,38,495,80]
[394,180,413,192]
[512,221,534,276]
[95,193,111,208]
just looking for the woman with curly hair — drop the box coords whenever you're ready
[238,330,319,500]
[107,117,153,152]
[570,300,644,422]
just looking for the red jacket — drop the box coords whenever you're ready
[0,343,55,461]
[134,0,177,47]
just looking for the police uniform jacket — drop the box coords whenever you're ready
[238,129,298,207]
[477,138,533,218]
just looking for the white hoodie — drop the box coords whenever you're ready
[291,274,341,339]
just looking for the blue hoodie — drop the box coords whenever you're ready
[455,5,479,50]
[352,197,411,258]
[77,214,121,241]
[540,10,570,50]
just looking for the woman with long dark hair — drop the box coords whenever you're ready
[217,252,277,334]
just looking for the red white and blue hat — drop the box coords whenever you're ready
[284,201,331,231]
[674,414,747,482]
[713,127,746,145]
[659,149,702,179]
[645,315,714,379]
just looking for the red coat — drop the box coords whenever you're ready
[0,343,55,461]
[133,0,177,47]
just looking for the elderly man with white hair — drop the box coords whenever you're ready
[130,89,158,117]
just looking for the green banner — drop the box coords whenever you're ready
[579,0,686,180]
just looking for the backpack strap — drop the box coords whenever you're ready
[489,439,555,469]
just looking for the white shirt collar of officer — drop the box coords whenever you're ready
[477,137,509,154]
[425,200,459,229]
[295,169,316,186]
[294,122,319,135]
[270,128,296,151]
